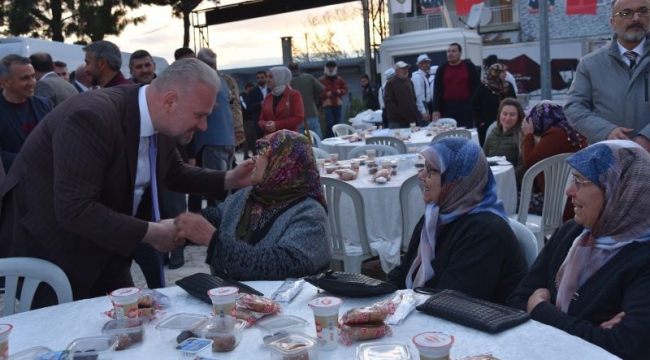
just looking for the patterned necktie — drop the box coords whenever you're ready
[624,51,638,70]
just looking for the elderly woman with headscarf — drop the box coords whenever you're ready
[174,130,329,280]
[386,137,527,304]
[471,63,516,146]
[521,100,587,218]
[507,140,650,359]
[258,66,305,136]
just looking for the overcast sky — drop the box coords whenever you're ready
[104,1,363,70]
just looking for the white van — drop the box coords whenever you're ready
[0,37,169,78]
[378,28,482,82]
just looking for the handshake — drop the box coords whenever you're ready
[146,213,216,252]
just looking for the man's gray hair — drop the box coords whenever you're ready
[0,54,30,78]
[152,57,220,94]
[82,40,122,71]
[196,48,217,70]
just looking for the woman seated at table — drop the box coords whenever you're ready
[522,100,587,218]
[259,66,305,136]
[483,98,526,187]
[386,137,527,304]
[507,140,650,360]
[174,130,330,280]
[471,63,516,146]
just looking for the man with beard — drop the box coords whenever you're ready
[83,40,133,88]
[0,58,254,306]
[319,61,348,138]
[384,61,419,129]
[565,0,650,151]
[129,50,157,84]
[248,70,269,141]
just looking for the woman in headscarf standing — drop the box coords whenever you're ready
[174,130,329,280]
[521,100,587,218]
[259,66,305,136]
[386,137,527,304]
[508,140,650,360]
[471,63,516,146]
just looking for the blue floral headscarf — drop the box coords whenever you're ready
[405,137,507,288]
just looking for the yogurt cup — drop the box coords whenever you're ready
[207,287,239,317]
[308,296,342,351]
[109,287,141,319]
[0,324,12,360]
[412,331,454,360]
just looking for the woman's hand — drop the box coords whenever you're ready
[527,288,551,313]
[265,121,276,133]
[174,213,216,246]
[522,117,534,135]
[601,311,625,329]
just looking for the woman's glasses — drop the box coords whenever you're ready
[570,175,592,191]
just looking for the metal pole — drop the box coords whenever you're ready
[539,0,552,99]
[362,0,373,78]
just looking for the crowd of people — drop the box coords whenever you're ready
[1,0,650,357]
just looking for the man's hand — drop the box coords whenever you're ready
[601,311,625,329]
[607,127,634,140]
[188,158,196,167]
[174,213,216,246]
[527,288,551,313]
[422,113,431,122]
[522,117,534,135]
[224,159,254,189]
[432,112,441,121]
[633,135,650,152]
[326,91,332,97]
[142,220,183,252]
[265,121,276,133]
[235,131,245,143]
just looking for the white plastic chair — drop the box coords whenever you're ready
[431,129,472,142]
[321,177,376,273]
[0,257,73,316]
[486,122,497,138]
[308,130,322,148]
[312,147,330,160]
[399,174,425,253]
[348,144,400,159]
[436,118,457,127]
[332,124,357,137]
[508,218,539,269]
[365,136,408,154]
[514,153,572,253]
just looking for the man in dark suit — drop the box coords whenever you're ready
[0,58,254,306]
[247,70,268,141]
[0,55,52,173]
[30,52,79,107]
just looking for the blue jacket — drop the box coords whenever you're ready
[189,78,235,156]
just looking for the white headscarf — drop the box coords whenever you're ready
[269,67,292,96]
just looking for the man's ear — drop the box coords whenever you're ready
[162,90,178,113]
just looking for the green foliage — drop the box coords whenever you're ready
[345,96,367,121]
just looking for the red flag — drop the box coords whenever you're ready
[455,0,483,16]
[566,0,597,15]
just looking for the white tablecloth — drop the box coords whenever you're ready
[320,128,480,161]
[322,157,517,273]
[3,283,618,359]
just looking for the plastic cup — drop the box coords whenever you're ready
[109,287,141,319]
[329,153,339,164]
[366,149,377,160]
[308,297,342,351]
[412,331,454,360]
[350,160,360,173]
[410,122,417,132]
[208,287,239,317]
[0,324,12,360]
[316,159,326,174]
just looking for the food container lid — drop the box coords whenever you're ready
[256,315,308,333]
[193,317,246,337]
[356,342,412,360]
[109,287,140,298]
[8,346,52,360]
[35,350,68,360]
[101,317,147,335]
[176,338,213,354]
[207,287,239,297]
[308,296,342,309]
[66,335,117,354]
[156,313,208,332]
[413,331,454,348]
[264,332,318,355]
[0,324,13,335]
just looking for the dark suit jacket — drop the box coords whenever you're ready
[34,73,79,107]
[248,85,266,124]
[0,85,225,302]
[0,93,52,173]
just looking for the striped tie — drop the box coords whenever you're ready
[624,51,638,70]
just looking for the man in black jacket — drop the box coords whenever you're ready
[247,71,268,140]
[431,43,480,128]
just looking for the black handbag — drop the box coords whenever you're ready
[176,273,264,304]
[304,270,398,298]
[415,288,530,334]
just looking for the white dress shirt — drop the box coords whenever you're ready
[132,85,155,216]
[617,38,646,67]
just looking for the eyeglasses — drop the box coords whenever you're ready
[570,175,592,191]
[419,163,438,178]
[613,7,650,19]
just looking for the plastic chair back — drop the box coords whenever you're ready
[516,153,573,252]
[308,130,322,148]
[312,147,330,160]
[0,257,73,316]
[508,219,539,269]
[332,124,357,137]
[348,144,400,159]
[399,174,425,253]
[365,136,407,154]
[486,122,497,139]
[321,177,374,273]
[436,118,457,127]
[431,129,472,142]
